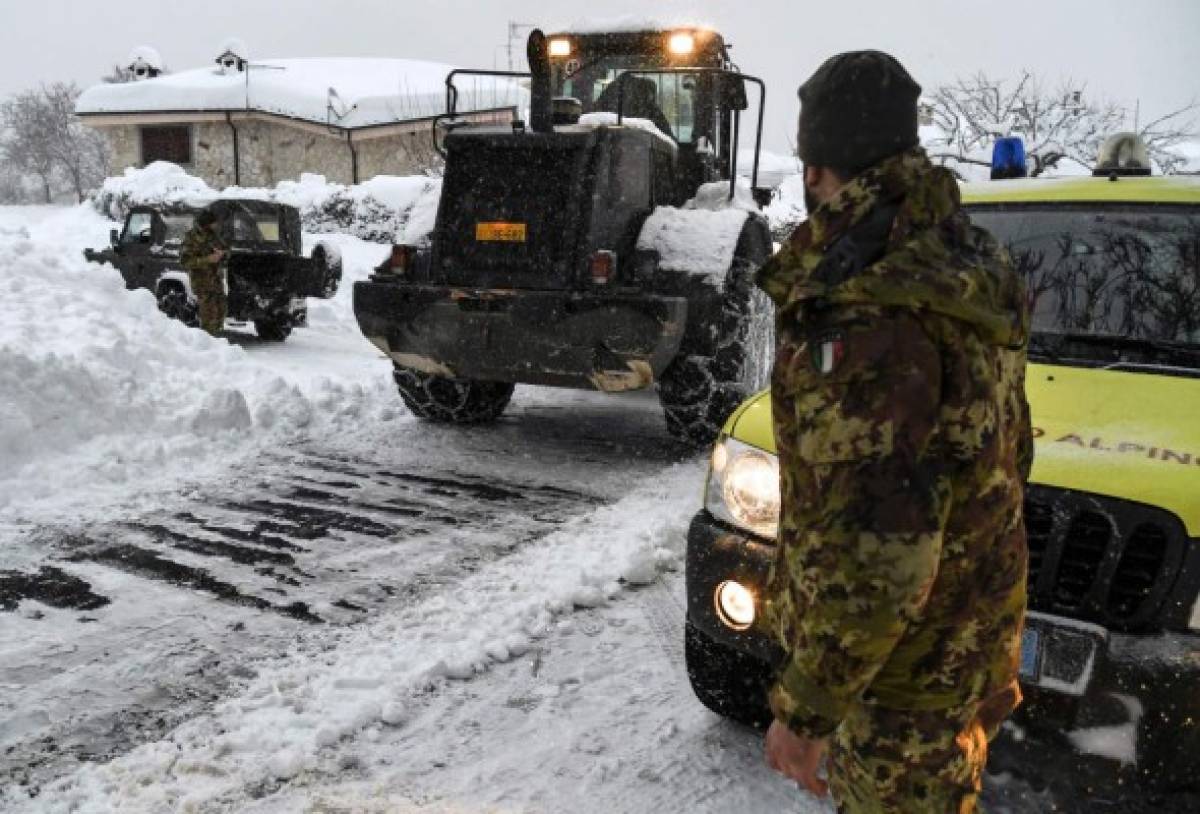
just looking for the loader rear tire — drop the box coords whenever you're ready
[393,366,514,424]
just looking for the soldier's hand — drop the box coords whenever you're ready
[765,720,829,798]
[208,249,225,263]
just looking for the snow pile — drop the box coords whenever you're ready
[90,163,442,245]
[91,161,214,221]
[740,148,801,189]
[77,58,526,131]
[5,462,699,812]
[564,112,675,146]
[0,207,392,519]
[763,172,807,240]
[637,180,756,283]
[263,173,442,244]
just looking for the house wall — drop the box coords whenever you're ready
[89,111,510,189]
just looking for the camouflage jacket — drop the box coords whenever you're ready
[180,222,226,291]
[757,149,1033,738]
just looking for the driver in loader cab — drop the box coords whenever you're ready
[756,51,1033,812]
[180,209,228,336]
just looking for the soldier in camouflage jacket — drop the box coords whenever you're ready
[759,52,1032,814]
[180,209,228,336]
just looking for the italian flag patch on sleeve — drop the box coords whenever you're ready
[811,333,845,374]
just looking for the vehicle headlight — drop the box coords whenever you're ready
[705,436,780,539]
[1190,594,1200,632]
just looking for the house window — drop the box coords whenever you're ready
[140,125,192,166]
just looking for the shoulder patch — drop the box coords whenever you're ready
[811,331,846,374]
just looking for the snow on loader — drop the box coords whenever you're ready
[353,26,775,444]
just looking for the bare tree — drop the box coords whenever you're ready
[0,83,109,203]
[40,82,110,201]
[0,90,60,202]
[924,71,1197,177]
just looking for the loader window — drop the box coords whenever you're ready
[561,57,699,144]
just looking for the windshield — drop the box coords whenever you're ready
[555,55,699,142]
[970,206,1200,349]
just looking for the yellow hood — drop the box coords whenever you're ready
[726,363,1200,537]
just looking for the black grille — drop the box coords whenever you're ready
[1024,486,1187,632]
[435,138,586,288]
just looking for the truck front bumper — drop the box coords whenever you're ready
[353,280,688,391]
[684,510,1200,792]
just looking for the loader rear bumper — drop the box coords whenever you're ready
[353,280,689,391]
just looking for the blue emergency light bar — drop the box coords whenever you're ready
[991,137,1028,180]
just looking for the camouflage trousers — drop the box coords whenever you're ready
[189,267,226,337]
[829,702,989,814]
[196,292,226,336]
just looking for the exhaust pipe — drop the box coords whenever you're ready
[527,29,553,134]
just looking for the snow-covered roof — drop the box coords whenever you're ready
[76,58,526,130]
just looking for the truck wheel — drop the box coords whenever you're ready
[393,366,514,424]
[658,220,774,447]
[254,316,293,342]
[684,621,773,729]
[312,245,342,299]
[156,284,198,327]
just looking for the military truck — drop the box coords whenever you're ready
[85,199,342,341]
[354,26,775,444]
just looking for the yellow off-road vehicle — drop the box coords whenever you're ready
[684,138,1200,796]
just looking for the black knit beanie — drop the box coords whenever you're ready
[797,50,922,176]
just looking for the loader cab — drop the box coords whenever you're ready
[545,29,746,202]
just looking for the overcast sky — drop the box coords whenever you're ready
[1,0,1196,152]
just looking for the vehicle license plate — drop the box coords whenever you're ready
[1019,627,1040,679]
[476,222,527,242]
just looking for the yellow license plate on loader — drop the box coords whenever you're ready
[476,222,527,242]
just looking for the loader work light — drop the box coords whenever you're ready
[668,32,696,56]
[991,137,1028,180]
[549,38,572,57]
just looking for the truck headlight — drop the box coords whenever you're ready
[1190,594,1200,632]
[705,436,780,539]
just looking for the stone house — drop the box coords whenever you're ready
[76,46,524,188]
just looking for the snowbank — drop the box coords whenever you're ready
[91,162,215,221]
[0,205,393,520]
[91,163,442,245]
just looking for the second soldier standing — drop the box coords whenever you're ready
[180,209,228,337]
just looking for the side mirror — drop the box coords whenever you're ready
[722,75,749,112]
[110,228,119,247]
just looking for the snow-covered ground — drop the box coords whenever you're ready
[0,201,822,812]
[0,200,1183,813]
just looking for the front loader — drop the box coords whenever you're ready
[354,26,775,444]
